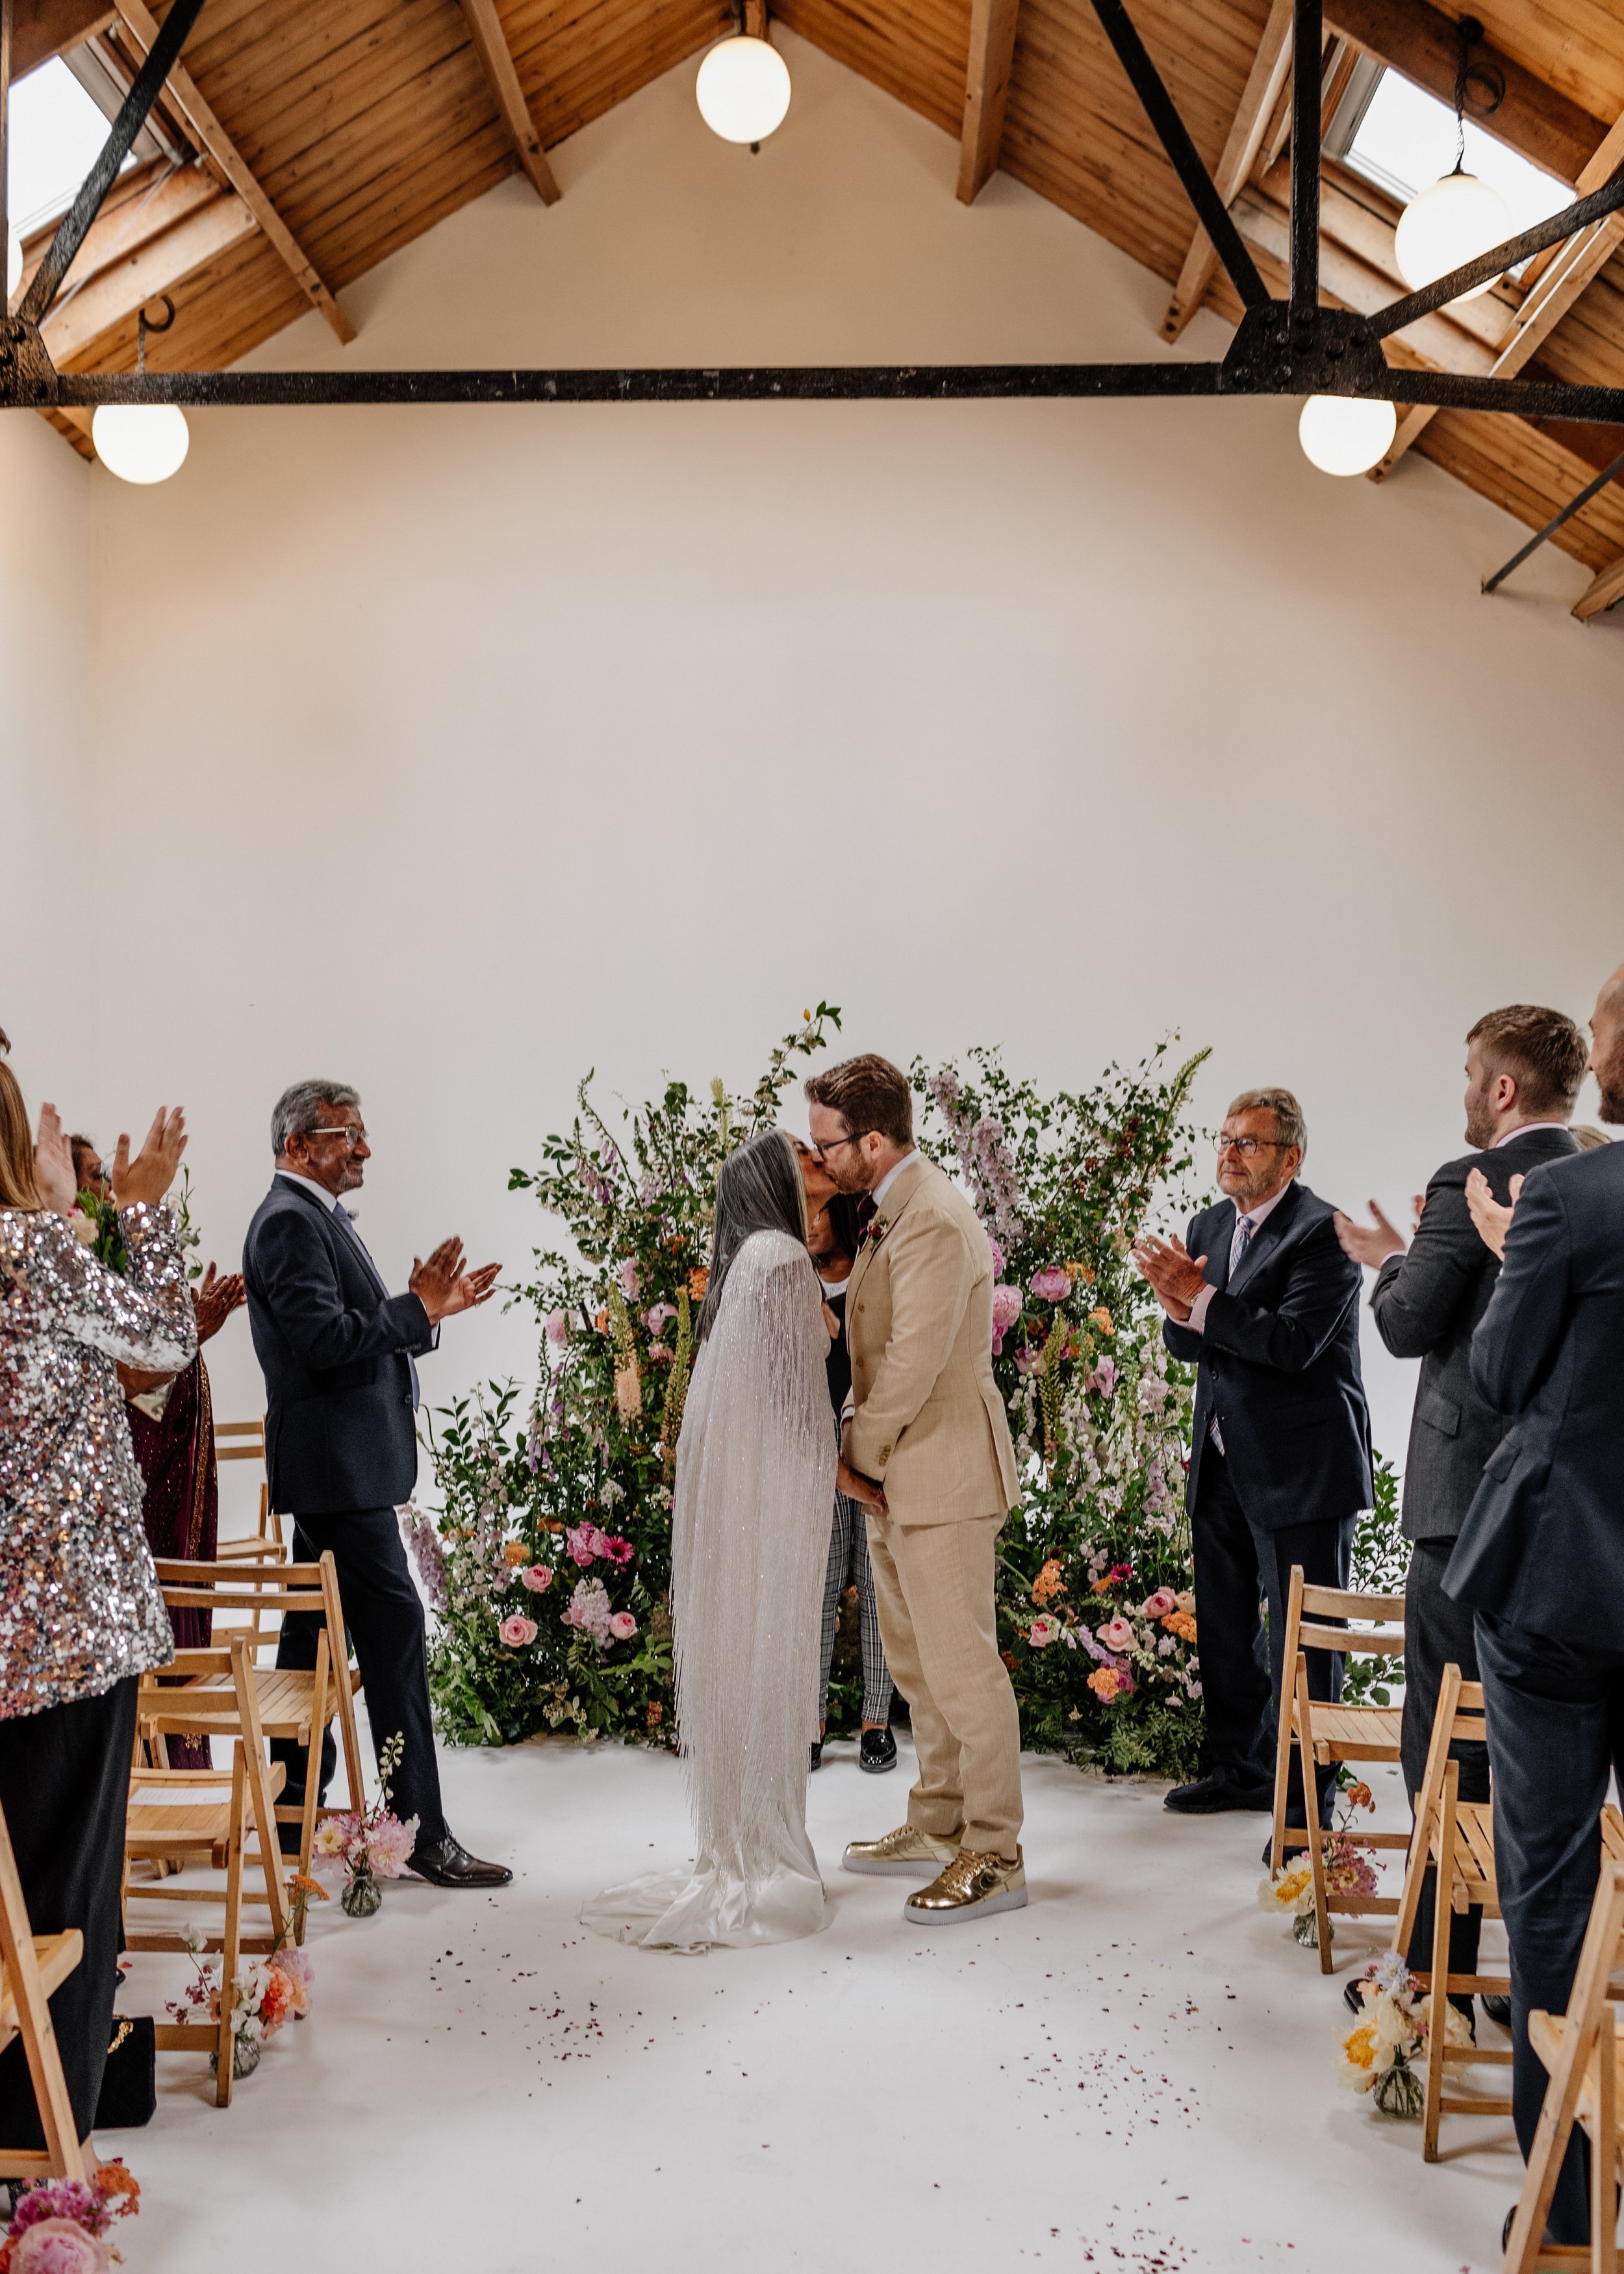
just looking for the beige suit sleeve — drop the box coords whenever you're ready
[848,1208,975,1479]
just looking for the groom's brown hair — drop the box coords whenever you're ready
[805,1054,913,1147]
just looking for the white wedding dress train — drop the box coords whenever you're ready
[582,1228,835,1952]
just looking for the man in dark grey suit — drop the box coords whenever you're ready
[1445,966,1624,2249]
[243,1080,509,1889]
[1336,1006,1585,2013]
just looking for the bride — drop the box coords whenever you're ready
[582,1129,837,1951]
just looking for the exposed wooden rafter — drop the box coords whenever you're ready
[1571,552,1624,618]
[957,0,1021,206]
[12,0,114,78]
[457,0,560,207]
[112,0,355,344]
[1161,0,1293,340]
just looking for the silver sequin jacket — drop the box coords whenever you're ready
[0,1201,196,1718]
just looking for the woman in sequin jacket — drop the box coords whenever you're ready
[0,1056,195,2156]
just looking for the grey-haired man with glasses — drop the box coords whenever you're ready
[242,1080,509,1889]
[1132,1088,1371,1832]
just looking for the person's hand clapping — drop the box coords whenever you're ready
[1334,1201,1407,1268]
[409,1237,500,1325]
[32,1103,77,1214]
[1131,1230,1208,1322]
[110,1108,187,1209]
[1465,1168,1521,1260]
[192,1262,246,1346]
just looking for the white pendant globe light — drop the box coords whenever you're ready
[91,402,190,484]
[1394,166,1515,303]
[696,33,791,146]
[1298,394,1399,477]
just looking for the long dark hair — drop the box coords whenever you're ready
[696,1129,808,1344]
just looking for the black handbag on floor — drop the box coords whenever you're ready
[93,2016,155,2128]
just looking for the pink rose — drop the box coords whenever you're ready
[12,2224,112,2274]
[544,1308,570,1345]
[520,1565,554,1592]
[1029,1266,1072,1303]
[1097,1616,1136,1654]
[1140,1587,1177,1618]
[1028,1614,1061,1649]
[989,1284,1022,1355]
[602,1536,634,1566]
[608,1611,638,1641]
[498,1614,538,1648]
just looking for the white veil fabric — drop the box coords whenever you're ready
[582,1226,835,1952]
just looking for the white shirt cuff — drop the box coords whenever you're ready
[1185,1284,1215,1333]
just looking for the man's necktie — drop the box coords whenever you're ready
[855,1194,877,1234]
[333,1201,420,1409]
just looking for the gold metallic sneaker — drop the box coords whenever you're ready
[842,1824,962,1877]
[903,1845,1027,1923]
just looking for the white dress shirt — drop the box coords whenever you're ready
[870,1148,919,1213]
[1184,1177,1294,1334]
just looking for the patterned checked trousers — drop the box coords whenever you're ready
[817,1486,894,1729]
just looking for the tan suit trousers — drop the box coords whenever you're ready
[863,1510,1024,1859]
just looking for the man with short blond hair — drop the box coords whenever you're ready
[1134,1088,1369,1825]
[805,1054,1025,1926]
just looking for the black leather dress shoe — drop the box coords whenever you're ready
[1164,1773,1272,1815]
[1482,1993,1512,2029]
[859,1727,898,1773]
[809,1740,823,1772]
[407,1834,512,1889]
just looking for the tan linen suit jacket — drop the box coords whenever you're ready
[844,1154,1020,1526]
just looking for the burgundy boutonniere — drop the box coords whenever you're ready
[858,1215,889,1250]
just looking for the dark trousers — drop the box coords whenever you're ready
[0,1678,139,2149]
[1477,1608,1624,2249]
[1401,1537,1486,1999]
[273,1508,445,1848]
[1191,1446,1352,1822]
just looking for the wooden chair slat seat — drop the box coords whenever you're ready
[1269,1568,1410,1967]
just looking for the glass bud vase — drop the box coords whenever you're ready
[210,2033,261,2082]
[1373,2054,1425,2119]
[342,1869,382,1919]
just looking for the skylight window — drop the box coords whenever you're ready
[1340,67,1571,245]
[6,57,130,242]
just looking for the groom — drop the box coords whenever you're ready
[806,1054,1026,1924]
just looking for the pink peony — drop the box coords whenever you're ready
[544,1308,570,1345]
[608,1611,638,1641]
[566,1525,600,1567]
[1140,1587,1178,1618]
[1085,1355,1117,1396]
[498,1613,539,1648]
[1028,1614,1061,1649]
[365,1810,419,1879]
[11,2223,112,2274]
[1097,1616,1136,1654]
[989,1284,1023,1355]
[519,1565,554,1593]
[1029,1266,1072,1303]
[601,1535,634,1566]
[270,1945,313,2017]
[616,1259,641,1298]
[644,1302,677,1332]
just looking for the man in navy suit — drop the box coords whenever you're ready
[242,1080,509,1889]
[1448,967,1624,2249]
[1134,1088,1371,1822]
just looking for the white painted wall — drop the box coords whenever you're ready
[10,31,1623,1478]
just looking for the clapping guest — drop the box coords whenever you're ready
[1447,967,1624,2251]
[242,1080,510,1889]
[793,1150,895,1776]
[0,1060,194,2159]
[1134,1089,1371,1837]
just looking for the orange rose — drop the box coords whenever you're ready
[502,1541,529,1566]
[1089,1306,1114,1336]
[1087,1667,1124,1702]
[1032,1558,1067,1607]
[687,1267,709,1301]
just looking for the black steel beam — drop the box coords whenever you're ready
[1482,444,1624,593]
[18,0,205,327]
[1086,0,1271,314]
[1370,171,1624,339]
[1291,0,1322,311]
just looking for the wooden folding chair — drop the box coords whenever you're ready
[212,1418,286,1565]
[1503,1808,1624,2274]
[1268,1566,1409,1969]
[0,1798,86,2186]
[125,1639,289,2108]
[1391,1662,1513,2160]
[142,1556,366,1939]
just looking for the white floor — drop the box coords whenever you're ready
[118,1733,1520,2273]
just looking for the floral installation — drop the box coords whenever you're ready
[166,1889,314,2082]
[1336,1954,1471,2118]
[0,2165,140,2274]
[311,1730,418,1916]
